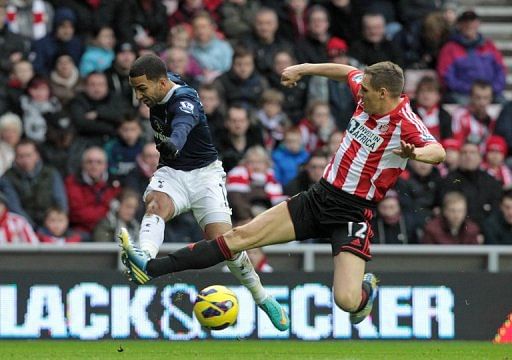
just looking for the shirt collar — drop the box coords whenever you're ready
[158,84,181,105]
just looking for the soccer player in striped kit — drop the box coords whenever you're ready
[121,61,446,324]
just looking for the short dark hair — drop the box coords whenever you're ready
[471,79,492,94]
[15,138,39,153]
[232,46,254,62]
[129,54,168,81]
[502,189,512,202]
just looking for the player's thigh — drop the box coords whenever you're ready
[188,162,232,232]
[332,252,366,311]
[225,201,296,253]
[204,221,232,240]
[144,167,190,221]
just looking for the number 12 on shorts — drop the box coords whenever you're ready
[347,222,368,239]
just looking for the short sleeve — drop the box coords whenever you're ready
[347,70,364,100]
[401,113,438,147]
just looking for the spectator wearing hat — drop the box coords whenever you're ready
[49,54,82,106]
[411,76,452,141]
[20,75,62,143]
[436,137,502,227]
[451,80,495,144]
[308,36,358,130]
[483,190,512,245]
[438,137,461,177]
[437,10,506,104]
[32,7,84,76]
[0,191,39,244]
[40,111,88,177]
[482,135,512,188]
[349,12,403,67]
[422,191,481,245]
[79,25,116,76]
[2,138,68,228]
[105,42,137,108]
[371,189,417,244]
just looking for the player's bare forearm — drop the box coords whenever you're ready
[413,143,446,164]
[281,63,358,86]
[393,141,446,164]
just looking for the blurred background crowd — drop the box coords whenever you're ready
[1,0,512,272]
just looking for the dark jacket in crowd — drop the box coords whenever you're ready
[421,215,480,245]
[214,70,269,109]
[349,38,404,67]
[483,212,512,245]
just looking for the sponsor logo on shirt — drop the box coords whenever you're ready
[347,118,384,152]
[179,101,194,114]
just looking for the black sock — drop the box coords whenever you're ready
[146,236,231,277]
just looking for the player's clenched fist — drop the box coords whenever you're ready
[156,140,179,161]
[281,64,304,87]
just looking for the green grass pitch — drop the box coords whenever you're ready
[0,340,510,360]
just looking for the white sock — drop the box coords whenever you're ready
[139,214,165,258]
[226,251,268,304]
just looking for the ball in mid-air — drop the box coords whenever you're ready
[193,285,239,330]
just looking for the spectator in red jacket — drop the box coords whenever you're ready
[437,10,506,104]
[37,206,82,243]
[65,147,121,238]
[421,191,481,245]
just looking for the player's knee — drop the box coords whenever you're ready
[333,291,360,312]
[229,224,260,250]
[145,196,173,219]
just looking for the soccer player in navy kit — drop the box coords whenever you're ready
[119,54,289,331]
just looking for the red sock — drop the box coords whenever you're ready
[215,235,232,259]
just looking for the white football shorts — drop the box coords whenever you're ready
[144,160,232,229]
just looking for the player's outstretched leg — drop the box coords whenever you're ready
[226,251,289,331]
[349,273,378,325]
[119,228,152,284]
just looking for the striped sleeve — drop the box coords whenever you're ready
[400,107,438,147]
[346,70,364,100]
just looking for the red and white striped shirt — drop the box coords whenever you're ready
[226,165,286,205]
[482,163,512,188]
[323,70,438,202]
[0,210,39,244]
[451,106,495,143]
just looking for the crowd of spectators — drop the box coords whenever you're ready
[1,0,512,260]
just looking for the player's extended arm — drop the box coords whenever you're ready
[392,141,446,164]
[281,63,358,87]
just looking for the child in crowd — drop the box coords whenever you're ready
[272,127,309,186]
[256,89,290,150]
[79,26,116,76]
[104,113,145,180]
[482,135,512,188]
[298,100,336,153]
[37,207,82,243]
[92,189,140,242]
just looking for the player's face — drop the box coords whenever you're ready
[358,74,381,115]
[130,75,165,108]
